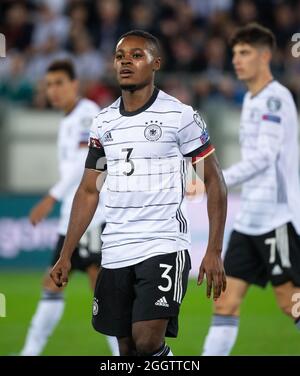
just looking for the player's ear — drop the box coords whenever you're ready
[261,48,272,64]
[153,57,161,72]
[73,79,79,92]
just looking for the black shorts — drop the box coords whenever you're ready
[224,223,300,288]
[51,227,102,272]
[92,250,191,338]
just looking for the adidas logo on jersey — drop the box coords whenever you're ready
[155,296,169,307]
[271,264,283,275]
[103,131,113,142]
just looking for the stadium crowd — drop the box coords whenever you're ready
[0,0,299,108]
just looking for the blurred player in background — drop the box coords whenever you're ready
[202,23,300,356]
[20,60,118,356]
[50,30,227,356]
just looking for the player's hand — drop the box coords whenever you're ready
[29,195,56,226]
[197,251,226,300]
[50,257,71,288]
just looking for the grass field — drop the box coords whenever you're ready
[0,270,298,356]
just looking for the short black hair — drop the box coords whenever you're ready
[117,30,161,57]
[230,23,276,51]
[47,59,76,80]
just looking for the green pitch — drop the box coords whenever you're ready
[0,271,298,355]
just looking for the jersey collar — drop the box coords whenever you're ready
[119,87,159,117]
[250,79,275,99]
[64,97,81,117]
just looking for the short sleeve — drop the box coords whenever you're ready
[177,106,215,161]
[85,117,107,171]
[257,96,285,162]
[78,102,100,147]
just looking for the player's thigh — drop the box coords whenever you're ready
[75,226,102,272]
[133,250,191,338]
[213,276,249,316]
[224,230,269,287]
[92,266,135,338]
[273,281,300,318]
[262,223,300,288]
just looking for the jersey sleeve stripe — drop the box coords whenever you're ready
[192,145,215,164]
[183,140,213,157]
[192,148,215,165]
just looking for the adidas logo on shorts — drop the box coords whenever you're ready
[155,296,169,307]
[271,264,283,275]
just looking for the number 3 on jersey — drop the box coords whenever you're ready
[122,148,134,176]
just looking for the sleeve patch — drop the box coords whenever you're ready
[192,144,215,164]
[262,114,281,123]
[88,137,103,148]
[79,131,90,144]
[267,97,281,112]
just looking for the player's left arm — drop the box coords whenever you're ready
[177,106,227,299]
[193,152,227,300]
[224,96,285,188]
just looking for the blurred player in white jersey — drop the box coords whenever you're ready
[202,23,300,356]
[50,30,227,356]
[20,60,118,356]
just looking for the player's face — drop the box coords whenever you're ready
[232,43,263,81]
[45,71,78,110]
[114,36,160,90]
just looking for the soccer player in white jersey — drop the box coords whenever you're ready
[20,60,118,356]
[202,23,300,356]
[50,31,227,356]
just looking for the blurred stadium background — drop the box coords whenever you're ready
[0,0,300,355]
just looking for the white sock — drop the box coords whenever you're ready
[20,291,64,356]
[105,335,119,356]
[202,315,239,356]
[152,343,173,356]
[167,348,173,356]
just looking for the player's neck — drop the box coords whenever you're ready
[63,97,79,115]
[121,84,155,113]
[246,72,274,97]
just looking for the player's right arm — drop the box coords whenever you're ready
[223,95,286,188]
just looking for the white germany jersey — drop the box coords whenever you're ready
[223,80,300,235]
[49,98,105,235]
[88,88,214,268]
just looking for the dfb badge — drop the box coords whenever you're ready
[93,298,99,316]
[144,123,162,141]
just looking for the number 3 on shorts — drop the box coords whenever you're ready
[158,264,173,292]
